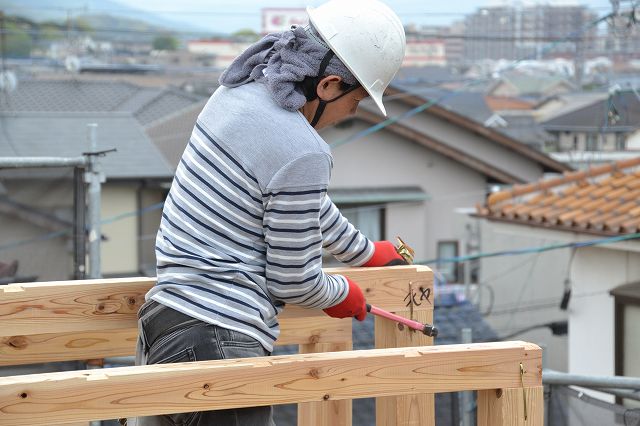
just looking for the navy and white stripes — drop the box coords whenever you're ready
[149,84,373,352]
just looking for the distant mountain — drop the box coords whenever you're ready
[0,0,212,35]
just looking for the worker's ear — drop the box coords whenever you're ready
[316,75,343,100]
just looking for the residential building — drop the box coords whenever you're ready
[321,85,569,282]
[475,157,640,385]
[0,79,205,280]
[464,6,518,61]
[541,90,640,153]
[463,4,598,61]
[187,38,447,69]
[605,11,640,62]
[487,72,576,98]
[0,113,172,280]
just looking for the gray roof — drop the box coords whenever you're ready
[394,66,464,85]
[491,73,576,97]
[498,114,554,151]
[392,84,495,123]
[0,79,205,127]
[272,302,498,425]
[542,90,640,132]
[0,112,173,180]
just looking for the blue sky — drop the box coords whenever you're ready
[111,0,615,34]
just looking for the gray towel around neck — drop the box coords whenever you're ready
[219,25,357,112]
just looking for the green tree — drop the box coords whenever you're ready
[3,22,32,57]
[152,35,179,51]
[232,28,259,41]
[40,22,64,41]
[74,18,94,35]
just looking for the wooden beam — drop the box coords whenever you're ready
[298,341,353,426]
[477,386,544,426]
[0,266,431,366]
[0,266,432,337]
[0,342,541,425]
[375,309,435,426]
[0,316,354,366]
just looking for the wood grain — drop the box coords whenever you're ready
[477,386,544,426]
[0,342,541,425]
[298,341,353,426]
[0,266,432,337]
[375,309,435,426]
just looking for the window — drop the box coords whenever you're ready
[436,240,460,283]
[340,204,383,242]
[586,133,598,151]
[323,204,384,266]
[615,133,626,151]
[612,282,640,409]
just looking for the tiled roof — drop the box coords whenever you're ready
[477,157,640,235]
[542,90,640,131]
[0,79,204,126]
[485,96,535,111]
[0,112,173,180]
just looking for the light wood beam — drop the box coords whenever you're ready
[0,315,354,366]
[0,266,432,337]
[0,342,541,426]
[375,309,435,426]
[478,386,544,426]
[298,340,353,426]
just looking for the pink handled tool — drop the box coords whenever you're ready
[366,304,438,337]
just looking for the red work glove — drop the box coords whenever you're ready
[323,278,367,321]
[363,241,408,267]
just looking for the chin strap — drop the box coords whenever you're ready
[303,50,360,128]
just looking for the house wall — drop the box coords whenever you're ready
[101,185,138,275]
[555,131,625,152]
[139,187,165,276]
[0,178,74,281]
[322,119,490,267]
[571,247,640,377]
[477,221,570,372]
[478,221,640,386]
[0,178,162,281]
[382,101,545,182]
[628,129,640,150]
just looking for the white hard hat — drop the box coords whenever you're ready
[307,0,406,116]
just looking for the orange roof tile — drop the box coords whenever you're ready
[479,157,640,235]
[485,96,535,111]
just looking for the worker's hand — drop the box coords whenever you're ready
[363,241,408,267]
[323,278,367,321]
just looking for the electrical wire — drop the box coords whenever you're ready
[416,231,640,265]
[330,7,621,150]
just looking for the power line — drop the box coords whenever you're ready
[330,7,623,150]
[0,27,616,41]
[1,5,613,17]
[417,231,640,265]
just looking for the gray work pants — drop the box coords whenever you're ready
[128,300,275,426]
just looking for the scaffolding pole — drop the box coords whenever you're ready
[0,122,106,281]
[543,369,640,389]
[0,157,86,168]
[85,123,103,279]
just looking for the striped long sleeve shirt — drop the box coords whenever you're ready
[148,82,374,352]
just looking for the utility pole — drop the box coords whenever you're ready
[86,123,104,279]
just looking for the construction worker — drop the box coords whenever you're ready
[133,1,407,425]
